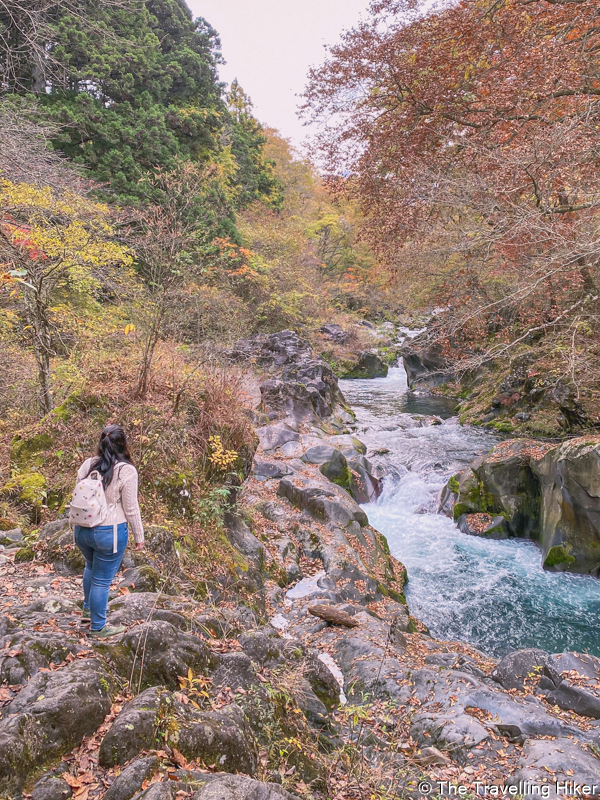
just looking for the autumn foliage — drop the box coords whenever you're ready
[305,0,600,413]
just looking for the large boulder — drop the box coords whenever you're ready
[341,351,388,379]
[542,652,600,719]
[99,688,257,774]
[96,621,215,690]
[0,659,112,794]
[0,629,85,685]
[277,475,368,528]
[441,436,600,576]
[532,439,600,575]
[507,738,600,794]
[99,687,170,766]
[104,756,159,800]
[190,774,296,800]
[401,339,454,389]
[226,330,344,421]
[491,649,550,691]
[256,423,299,452]
[441,439,546,539]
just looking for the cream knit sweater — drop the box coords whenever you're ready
[78,458,145,544]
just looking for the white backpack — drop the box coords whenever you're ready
[69,464,123,552]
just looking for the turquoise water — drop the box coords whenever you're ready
[340,367,600,657]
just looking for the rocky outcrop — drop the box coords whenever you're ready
[401,336,455,389]
[340,351,388,379]
[226,330,344,422]
[534,438,600,576]
[440,436,600,576]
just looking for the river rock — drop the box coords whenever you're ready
[541,652,600,718]
[341,351,388,379]
[507,738,600,794]
[491,648,550,691]
[456,512,509,539]
[31,776,73,800]
[256,423,299,452]
[260,379,322,423]
[252,459,294,480]
[319,448,350,486]
[444,440,546,538]
[401,337,454,389]
[410,711,489,752]
[532,439,600,575]
[346,454,384,504]
[302,444,339,465]
[277,475,368,528]
[442,436,600,576]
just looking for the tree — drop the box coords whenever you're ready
[226,80,283,210]
[0,179,131,413]
[32,0,225,204]
[303,0,600,377]
[127,157,236,397]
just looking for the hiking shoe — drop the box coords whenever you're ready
[89,625,125,639]
[80,610,91,626]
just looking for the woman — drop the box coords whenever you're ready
[73,424,144,638]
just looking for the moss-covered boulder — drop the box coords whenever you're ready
[440,439,550,539]
[14,546,35,564]
[441,436,600,577]
[52,390,106,423]
[543,545,576,570]
[10,433,53,468]
[340,351,388,379]
[1,471,47,521]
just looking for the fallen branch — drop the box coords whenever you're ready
[308,604,359,628]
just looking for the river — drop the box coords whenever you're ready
[339,366,600,658]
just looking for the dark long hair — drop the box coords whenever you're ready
[87,424,134,488]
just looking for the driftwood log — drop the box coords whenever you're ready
[308,604,359,628]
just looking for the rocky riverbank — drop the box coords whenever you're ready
[440,437,600,577]
[2,330,600,799]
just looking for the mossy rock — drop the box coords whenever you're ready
[10,433,53,467]
[0,517,18,531]
[453,502,471,521]
[53,390,106,423]
[66,546,86,573]
[544,545,576,569]
[1,471,47,518]
[447,475,460,494]
[14,546,35,563]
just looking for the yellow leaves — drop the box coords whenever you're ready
[207,434,238,472]
[124,324,136,336]
[0,178,132,293]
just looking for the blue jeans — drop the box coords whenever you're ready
[74,523,129,631]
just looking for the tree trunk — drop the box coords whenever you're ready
[25,280,54,414]
[136,299,165,398]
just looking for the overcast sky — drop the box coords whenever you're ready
[190,0,371,148]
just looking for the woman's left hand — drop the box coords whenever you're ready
[134,542,145,551]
